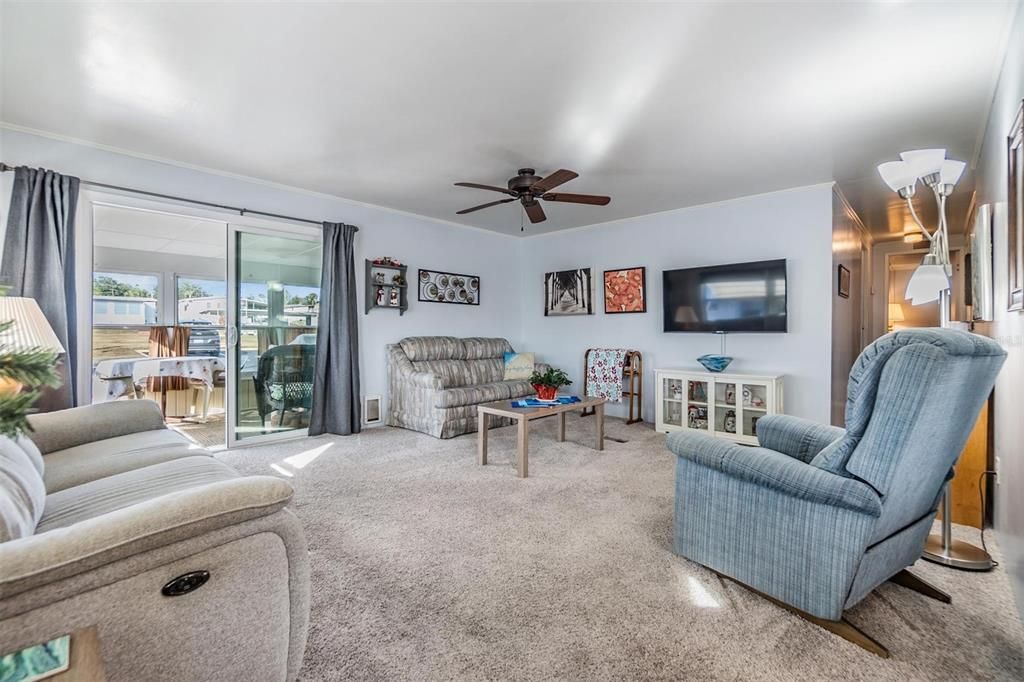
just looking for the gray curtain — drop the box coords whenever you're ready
[2,167,80,411]
[309,222,361,435]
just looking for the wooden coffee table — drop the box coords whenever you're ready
[476,396,606,478]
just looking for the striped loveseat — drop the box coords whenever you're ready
[386,336,546,439]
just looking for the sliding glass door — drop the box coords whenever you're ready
[227,226,322,446]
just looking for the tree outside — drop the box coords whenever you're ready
[178,281,210,299]
[93,275,154,298]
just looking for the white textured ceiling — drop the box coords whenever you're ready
[0,1,1016,236]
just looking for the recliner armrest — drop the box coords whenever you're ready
[754,414,845,463]
[668,431,881,516]
[0,476,294,599]
[27,401,167,455]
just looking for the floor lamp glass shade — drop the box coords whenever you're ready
[906,263,950,305]
[877,161,917,193]
[940,159,966,187]
[899,149,946,179]
[0,297,65,353]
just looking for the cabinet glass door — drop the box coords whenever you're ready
[662,377,684,427]
[686,379,709,430]
[713,381,738,437]
[740,382,769,438]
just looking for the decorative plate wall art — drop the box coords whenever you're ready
[544,268,593,316]
[603,267,646,313]
[418,269,480,305]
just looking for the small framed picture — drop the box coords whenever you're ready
[603,267,647,314]
[837,264,851,299]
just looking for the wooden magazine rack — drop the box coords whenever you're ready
[581,349,643,424]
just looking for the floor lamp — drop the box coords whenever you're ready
[877,148,994,571]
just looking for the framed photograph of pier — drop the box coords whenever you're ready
[544,268,593,316]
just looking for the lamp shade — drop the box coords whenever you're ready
[877,161,917,193]
[906,262,950,305]
[887,302,905,323]
[899,149,946,179]
[0,298,64,353]
[939,159,966,187]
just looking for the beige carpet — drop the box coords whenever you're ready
[217,417,1024,681]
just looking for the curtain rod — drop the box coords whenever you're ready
[0,162,326,227]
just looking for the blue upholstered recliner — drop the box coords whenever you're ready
[667,329,1006,656]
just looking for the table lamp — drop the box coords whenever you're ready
[0,297,64,394]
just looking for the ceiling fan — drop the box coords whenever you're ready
[454,168,610,225]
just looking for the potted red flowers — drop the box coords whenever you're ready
[528,367,571,401]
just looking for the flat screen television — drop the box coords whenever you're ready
[663,259,787,333]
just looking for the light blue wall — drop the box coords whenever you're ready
[0,128,524,413]
[973,0,1024,621]
[1,128,835,425]
[518,184,835,424]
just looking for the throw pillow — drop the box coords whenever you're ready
[503,352,535,381]
[0,436,47,542]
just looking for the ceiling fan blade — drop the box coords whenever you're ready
[524,201,547,223]
[455,197,516,215]
[530,169,578,194]
[454,182,515,196]
[541,192,611,206]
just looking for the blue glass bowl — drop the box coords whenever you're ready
[697,354,733,373]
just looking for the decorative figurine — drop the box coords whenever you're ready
[724,409,736,434]
[389,287,400,307]
[374,272,385,284]
[688,406,699,428]
[725,385,735,405]
[376,286,386,306]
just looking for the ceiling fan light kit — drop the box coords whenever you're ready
[454,167,611,229]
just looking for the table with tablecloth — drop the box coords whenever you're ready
[93,356,225,420]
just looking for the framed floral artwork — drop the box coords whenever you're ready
[603,267,646,314]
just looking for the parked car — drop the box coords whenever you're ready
[182,320,222,357]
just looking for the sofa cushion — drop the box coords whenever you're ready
[38,456,239,533]
[461,337,513,360]
[505,379,537,399]
[399,336,462,361]
[43,429,206,494]
[412,358,505,388]
[27,400,167,454]
[0,436,47,541]
[436,381,515,408]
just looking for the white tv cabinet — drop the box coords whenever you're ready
[654,368,784,445]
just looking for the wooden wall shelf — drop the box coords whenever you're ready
[365,259,409,315]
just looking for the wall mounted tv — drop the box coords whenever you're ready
[663,259,788,333]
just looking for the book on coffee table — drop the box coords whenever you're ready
[509,396,581,408]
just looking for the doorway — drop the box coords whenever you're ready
[228,227,322,445]
[86,200,321,449]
